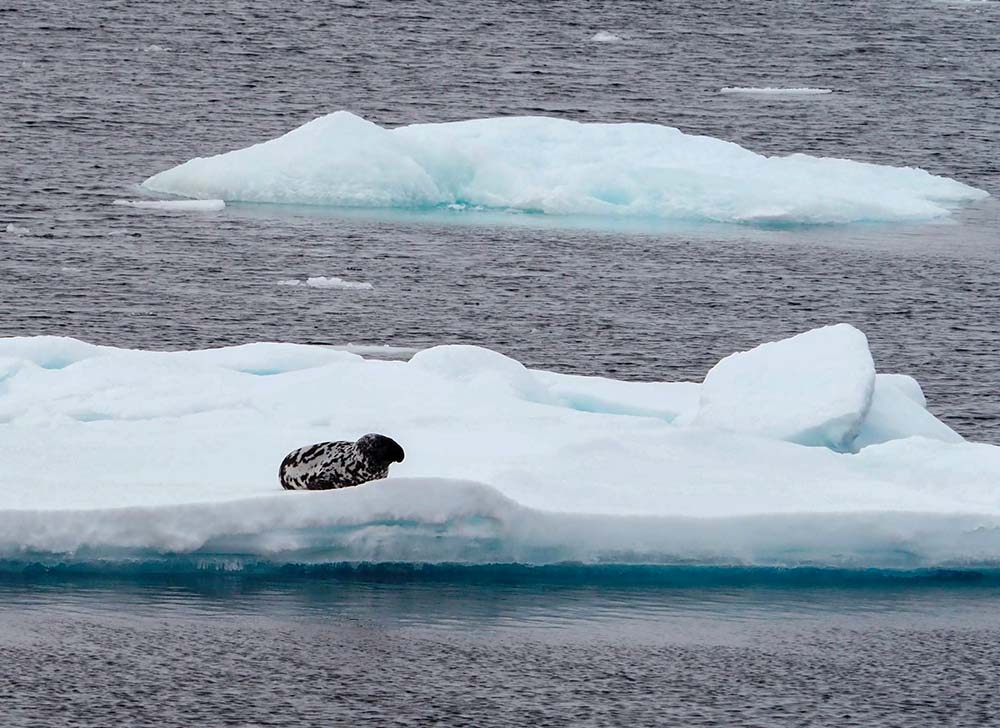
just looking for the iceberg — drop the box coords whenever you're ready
[141,111,987,225]
[0,326,997,571]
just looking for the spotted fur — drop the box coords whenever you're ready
[279,433,405,491]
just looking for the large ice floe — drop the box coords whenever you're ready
[140,111,987,225]
[1,324,997,574]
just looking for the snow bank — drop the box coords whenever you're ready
[141,111,987,225]
[720,87,834,95]
[113,199,225,211]
[278,276,373,290]
[695,324,875,451]
[0,327,996,569]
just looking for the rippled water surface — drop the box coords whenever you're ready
[2,0,999,439]
[3,574,1000,727]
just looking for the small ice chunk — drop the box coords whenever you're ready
[695,324,875,451]
[590,31,623,42]
[720,87,834,95]
[278,276,373,290]
[113,199,225,211]
[4,223,30,236]
[854,374,963,449]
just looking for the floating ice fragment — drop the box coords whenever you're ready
[278,276,373,290]
[140,111,987,225]
[4,223,30,236]
[113,199,225,211]
[720,87,834,95]
[590,31,623,42]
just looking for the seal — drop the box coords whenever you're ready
[279,433,405,491]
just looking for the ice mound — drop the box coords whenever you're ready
[720,87,834,95]
[113,199,225,211]
[277,276,373,290]
[141,111,987,225]
[0,328,997,569]
[855,374,963,449]
[695,324,875,451]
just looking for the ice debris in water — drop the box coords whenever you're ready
[4,223,30,236]
[113,199,225,211]
[0,324,994,569]
[720,87,834,95]
[278,276,373,290]
[590,31,623,42]
[140,111,987,225]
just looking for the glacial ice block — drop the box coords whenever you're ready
[140,111,988,225]
[694,324,875,450]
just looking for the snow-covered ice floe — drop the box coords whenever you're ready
[113,198,225,212]
[140,111,987,225]
[277,276,373,290]
[720,87,834,95]
[1,324,998,573]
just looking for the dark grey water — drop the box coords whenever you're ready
[3,576,1000,727]
[2,0,999,440]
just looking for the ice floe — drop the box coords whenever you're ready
[720,87,834,95]
[277,276,373,290]
[0,325,997,570]
[590,31,623,42]
[113,199,225,211]
[140,111,987,225]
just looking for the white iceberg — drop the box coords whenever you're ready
[141,111,987,225]
[0,327,996,570]
[590,31,623,42]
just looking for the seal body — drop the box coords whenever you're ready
[279,433,405,491]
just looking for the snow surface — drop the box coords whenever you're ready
[0,326,996,569]
[140,111,987,225]
[113,199,225,211]
[720,87,834,95]
[278,276,373,290]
